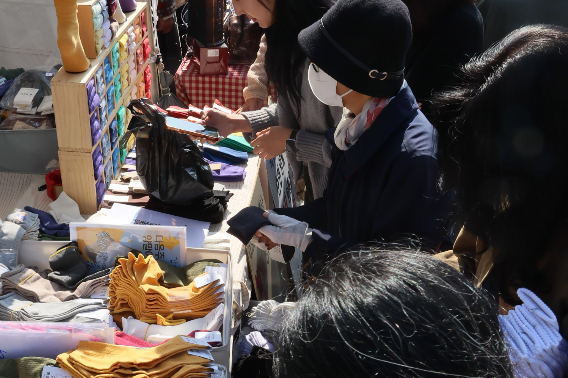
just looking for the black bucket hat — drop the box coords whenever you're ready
[298,0,412,98]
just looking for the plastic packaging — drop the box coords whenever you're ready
[0,66,59,114]
[0,321,114,359]
[0,249,17,269]
[0,114,55,130]
[121,98,214,205]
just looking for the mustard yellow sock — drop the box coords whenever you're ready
[53,0,90,73]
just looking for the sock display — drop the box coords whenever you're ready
[108,253,224,323]
[0,264,110,302]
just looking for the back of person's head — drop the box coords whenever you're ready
[431,25,568,303]
[263,0,333,109]
[274,245,512,378]
[401,0,475,32]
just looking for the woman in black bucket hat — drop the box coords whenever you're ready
[250,0,452,270]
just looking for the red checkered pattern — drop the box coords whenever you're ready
[175,56,277,111]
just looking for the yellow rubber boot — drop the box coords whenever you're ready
[53,0,90,73]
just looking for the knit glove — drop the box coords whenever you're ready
[499,288,568,378]
[257,211,312,252]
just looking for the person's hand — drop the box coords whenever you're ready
[157,16,174,34]
[199,109,251,137]
[241,98,264,112]
[251,126,292,160]
[254,211,312,251]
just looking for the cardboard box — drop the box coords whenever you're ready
[192,39,229,76]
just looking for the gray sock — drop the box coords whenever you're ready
[47,242,90,289]
[0,221,25,268]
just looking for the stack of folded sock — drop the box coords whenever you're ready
[202,144,248,165]
[112,42,120,75]
[0,292,106,321]
[57,336,213,378]
[108,253,224,323]
[216,134,254,153]
[0,357,57,377]
[119,33,129,65]
[0,264,110,302]
[5,209,40,241]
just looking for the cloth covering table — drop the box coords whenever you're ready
[175,56,278,110]
[175,57,250,110]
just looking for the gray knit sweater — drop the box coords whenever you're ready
[242,59,343,199]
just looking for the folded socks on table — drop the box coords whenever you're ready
[203,158,246,182]
[202,144,248,164]
[156,259,222,288]
[0,292,106,321]
[24,207,69,237]
[57,335,210,374]
[47,241,104,290]
[227,206,271,245]
[0,356,57,378]
[0,264,110,302]
[5,209,40,241]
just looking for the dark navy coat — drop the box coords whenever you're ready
[275,85,450,258]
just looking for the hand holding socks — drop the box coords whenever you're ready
[53,0,90,73]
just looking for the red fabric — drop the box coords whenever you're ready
[175,56,248,110]
[114,331,165,347]
[143,38,150,61]
[109,0,117,16]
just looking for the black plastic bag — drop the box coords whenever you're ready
[121,98,214,205]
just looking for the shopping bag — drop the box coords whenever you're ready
[121,98,214,205]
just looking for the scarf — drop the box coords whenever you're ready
[334,97,389,150]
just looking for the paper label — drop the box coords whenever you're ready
[122,164,137,170]
[127,152,136,158]
[195,331,222,343]
[41,366,73,378]
[45,72,54,77]
[181,336,212,348]
[103,194,130,203]
[14,88,39,108]
[207,49,219,57]
[76,309,110,323]
[209,163,221,171]
[194,273,224,288]
[188,106,202,114]
[187,349,214,360]
[205,266,228,282]
[37,95,53,112]
[90,285,109,299]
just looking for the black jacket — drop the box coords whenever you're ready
[275,85,450,259]
[405,4,483,114]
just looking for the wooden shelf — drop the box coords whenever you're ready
[53,1,153,214]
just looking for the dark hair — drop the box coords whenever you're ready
[262,0,331,109]
[431,25,568,304]
[401,0,475,32]
[274,245,512,378]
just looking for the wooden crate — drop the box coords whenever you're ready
[77,0,100,59]
[52,1,155,214]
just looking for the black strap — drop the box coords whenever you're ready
[319,20,404,81]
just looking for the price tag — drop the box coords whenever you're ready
[195,331,222,343]
[45,72,54,77]
[41,366,73,378]
[194,273,224,288]
[207,49,219,58]
[90,285,109,299]
[209,163,221,171]
[13,88,39,108]
[181,336,212,348]
[127,152,136,158]
[187,349,213,360]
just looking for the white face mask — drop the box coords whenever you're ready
[308,63,353,107]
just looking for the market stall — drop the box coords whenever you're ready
[0,0,271,376]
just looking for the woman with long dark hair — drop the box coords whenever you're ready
[200,0,341,201]
[402,0,483,115]
[432,25,568,376]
